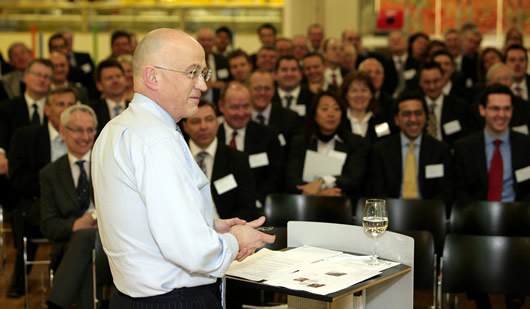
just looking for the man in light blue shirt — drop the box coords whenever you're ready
[92,28,274,309]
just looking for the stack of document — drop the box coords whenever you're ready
[227,246,399,295]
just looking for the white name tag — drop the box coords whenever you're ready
[512,125,529,135]
[249,152,269,168]
[515,166,530,183]
[404,69,416,80]
[328,150,347,167]
[278,133,286,146]
[81,63,92,73]
[425,164,444,179]
[443,120,461,135]
[217,68,229,79]
[214,174,238,195]
[292,104,306,117]
[374,122,391,137]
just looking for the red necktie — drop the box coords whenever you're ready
[487,139,503,201]
[331,73,338,87]
[229,130,237,149]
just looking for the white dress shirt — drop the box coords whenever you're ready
[251,104,272,126]
[324,67,343,87]
[91,93,238,297]
[277,86,301,109]
[48,122,67,162]
[347,110,373,138]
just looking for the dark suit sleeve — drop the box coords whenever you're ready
[40,166,76,242]
[0,101,9,150]
[453,138,476,201]
[230,151,258,220]
[335,135,368,199]
[8,127,43,198]
[285,135,306,193]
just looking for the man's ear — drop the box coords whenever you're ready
[143,66,158,91]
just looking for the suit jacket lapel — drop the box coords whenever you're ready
[58,156,79,209]
[476,134,488,189]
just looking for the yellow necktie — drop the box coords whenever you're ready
[402,141,418,199]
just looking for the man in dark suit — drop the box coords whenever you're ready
[6,86,76,297]
[455,84,530,202]
[228,49,253,84]
[431,50,470,102]
[0,58,53,172]
[90,60,127,134]
[41,104,99,309]
[248,69,302,156]
[342,29,384,69]
[182,100,257,220]
[1,43,32,99]
[322,38,350,88]
[218,81,284,206]
[459,25,482,87]
[197,28,231,104]
[302,52,337,94]
[418,61,469,146]
[369,91,454,204]
[271,55,314,118]
[454,84,529,309]
[49,52,90,105]
[383,31,422,98]
[504,44,530,102]
[61,30,97,99]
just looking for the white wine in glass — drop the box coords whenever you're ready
[362,199,388,265]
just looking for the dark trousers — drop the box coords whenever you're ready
[110,281,222,309]
[48,228,97,309]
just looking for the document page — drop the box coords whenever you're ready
[302,150,344,182]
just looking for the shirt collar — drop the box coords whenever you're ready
[223,121,246,139]
[251,103,272,122]
[67,149,91,166]
[347,109,373,124]
[400,132,423,147]
[24,92,46,106]
[278,85,301,99]
[189,137,218,158]
[426,94,444,106]
[47,121,60,142]
[131,93,177,130]
[106,97,127,108]
[484,127,510,145]
[442,80,452,96]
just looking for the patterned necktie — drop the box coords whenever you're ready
[195,151,208,176]
[331,73,338,87]
[487,139,503,201]
[402,142,418,199]
[427,103,438,139]
[113,105,122,118]
[514,86,522,97]
[229,130,237,149]
[256,114,265,125]
[284,95,294,108]
[76,160,90,213]
[31,103,40,125]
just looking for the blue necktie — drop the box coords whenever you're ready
[76,160,90,213]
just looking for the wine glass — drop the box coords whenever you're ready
[362,199,388,265]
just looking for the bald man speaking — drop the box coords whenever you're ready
[91,28,274,308]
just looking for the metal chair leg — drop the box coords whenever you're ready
[24,236,29,309]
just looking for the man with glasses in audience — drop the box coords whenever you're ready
[41,104,98,309]
[92,28,274,308]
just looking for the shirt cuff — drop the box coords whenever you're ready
[320,175,337,189]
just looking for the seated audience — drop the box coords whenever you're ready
[183,100,257,220]
[286,91,368,203]
[49,51,90,105]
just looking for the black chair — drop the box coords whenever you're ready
[355,198,446,255]
[450,200,530,236]
[261,226,287,251]
[401,230,437,308]
[92,231,112,309]
[441,234,530,307]
[23,236,53,309]
[264,194,353,227]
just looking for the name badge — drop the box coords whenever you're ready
[214,174,238,195]
[292,104,306,117]
[278,133,286,146]
[375,122,391,137]
[217,68,229,79]
[425,164,444,179]
[443,120,461,135]
[328,150,347,167]
[515,166,530,183]
[249,152,269,168]
[81,63,92,73]
[512,125,529,135]
[404,69,416,80]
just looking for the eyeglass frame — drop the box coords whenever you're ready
[153,65,212,82]
[64,126,97,135]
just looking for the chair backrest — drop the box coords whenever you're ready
[264,194,353,227]
[400,230,436,292]
[355,198,446,254]
[450,201,530,236]
[442,234,530,295]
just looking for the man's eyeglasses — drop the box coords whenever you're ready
[153,66,212,82]
[65,126,96,135]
